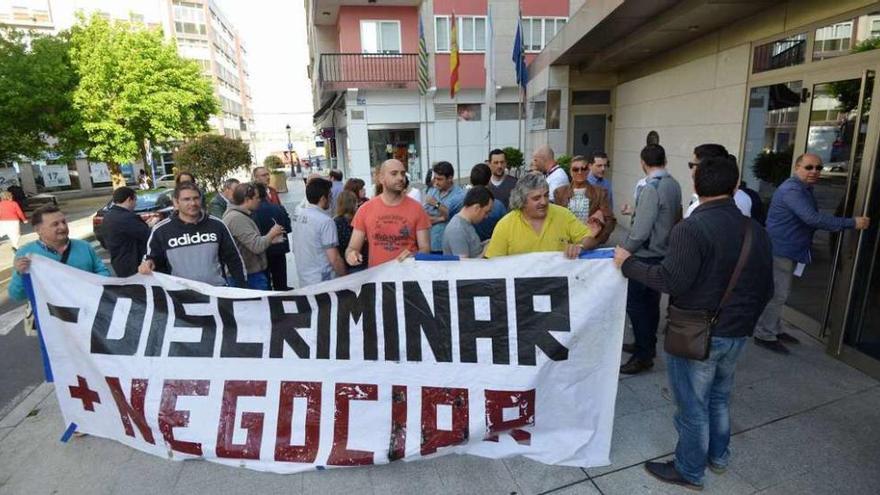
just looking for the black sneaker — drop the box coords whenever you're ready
[620,356,654,375]
[644,461,703,491]
[753,337,790,354]
[777,332,800,344]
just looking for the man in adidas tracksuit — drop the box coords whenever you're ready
[139,182,246,287]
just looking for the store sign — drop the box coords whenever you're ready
[90,162,111,184]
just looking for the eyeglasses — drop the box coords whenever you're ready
[571,167,587,173]
[802,165,822,172]
[688,162,700,169]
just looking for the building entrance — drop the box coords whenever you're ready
[367,128,420,182]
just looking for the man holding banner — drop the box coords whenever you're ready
[486,172,601,259]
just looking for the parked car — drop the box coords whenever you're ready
[93,189,174,247]
[155,174,176,189]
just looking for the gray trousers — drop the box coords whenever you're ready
[754,256,795,341]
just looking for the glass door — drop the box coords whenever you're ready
[785,69,875,338]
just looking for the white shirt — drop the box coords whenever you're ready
[546,165,570,203]
[684,189,752,218]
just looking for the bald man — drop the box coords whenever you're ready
[755,152,870,354]
[532,145,569,203]
[346,159,431,268]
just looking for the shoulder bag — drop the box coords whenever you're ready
[664,218,753,360]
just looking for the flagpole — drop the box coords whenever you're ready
[424,93,431,177]
[455,94,461,179]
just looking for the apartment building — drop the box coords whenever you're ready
[306,0,579,186]
[0,0,254,194]
[523,0,880,379]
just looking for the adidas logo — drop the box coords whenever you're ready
[168,232,218,248]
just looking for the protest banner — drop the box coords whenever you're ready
[27,252,626,473]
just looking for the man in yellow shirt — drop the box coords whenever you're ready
[486,172,601,258]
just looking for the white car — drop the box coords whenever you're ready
[155,174,176,189]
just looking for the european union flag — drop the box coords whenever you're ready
[512,18,527,89]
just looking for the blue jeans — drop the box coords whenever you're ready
[227,271,270,290]
[666,336,747,485]
[626,258,662,360]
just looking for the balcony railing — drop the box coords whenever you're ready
[319,53,418,89]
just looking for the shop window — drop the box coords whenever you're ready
[752,34,807,73]
[813,12,880,61]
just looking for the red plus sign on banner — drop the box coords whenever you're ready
[68,375,101,412]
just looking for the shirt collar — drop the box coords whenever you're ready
[37,239,70,255]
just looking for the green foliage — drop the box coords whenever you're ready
[0,29,86,164]
[502,147,524,169]
[263,155,284,169]
[752,148,793,188]
[69,14,218,185]
[173,134,250,193]
[853,36,880,54]
[556,154,572,176]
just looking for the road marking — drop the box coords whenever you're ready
[0,305,27,336]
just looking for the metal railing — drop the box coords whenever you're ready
[319,53,418,85]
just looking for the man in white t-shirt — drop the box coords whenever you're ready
[684,144,751,219]
[531,145,569,204]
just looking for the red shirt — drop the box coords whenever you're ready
[0,200,25,222]
[352,195,431,267]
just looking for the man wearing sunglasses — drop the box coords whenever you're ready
[684,144,751,219]
[754,153,870,354]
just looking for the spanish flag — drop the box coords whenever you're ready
[449,12,460,98]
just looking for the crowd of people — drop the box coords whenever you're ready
[6,140,872,490]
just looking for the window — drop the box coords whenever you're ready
[457,104,481,121]
[434,16,487,53]
[360,20,401,54]
[813,12,880,61]
[496,103,524,120]
[752,33,807,73]
[523,17,567,52]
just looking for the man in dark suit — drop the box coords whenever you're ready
[253,183,292,290]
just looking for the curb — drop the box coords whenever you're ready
[0,382,54,443]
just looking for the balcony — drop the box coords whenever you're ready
[319,53,418,90]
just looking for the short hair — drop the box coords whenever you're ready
[488,148,506,162]
[231,182,258,205]
[470,163,492,186]
[463,185,494,208]
[175,172,195,185]
[646,130,660,145]
[222,178,240,191]
[335,190,359,218]
[252,166,268,179]
[112,186,137,204]
[31,204,62,226]
[640,144,666,167]
[795,153,821,167]
[173,181,201,200]
[693,144,728,163]
[571,155,588,165]
[306,178,332,205]
[694,155,739,197]
[588,152,608,164]
[0,191,11,201]
[433,161,454,178]
[509,172,549,210]
[329,169,343,181]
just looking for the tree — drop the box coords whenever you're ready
[173,134,251,193]
[0,29,86,165]
[69,14,218,187]
[263,155,283,169]
[503,147,525,170]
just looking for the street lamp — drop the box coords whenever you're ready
[285,124,297,177]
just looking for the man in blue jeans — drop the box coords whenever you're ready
[615,155,774,490]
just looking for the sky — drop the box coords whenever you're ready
[214,0,315,151]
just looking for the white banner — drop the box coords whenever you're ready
[41,164,71,187]
[89,162,111,184]
[28,253,626,473]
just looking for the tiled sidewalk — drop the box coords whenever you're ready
[1,324,877,495]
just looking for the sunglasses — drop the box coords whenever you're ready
[802,165,822,172]
[571,167,587,172]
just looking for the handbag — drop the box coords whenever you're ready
[664,219,753,360]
